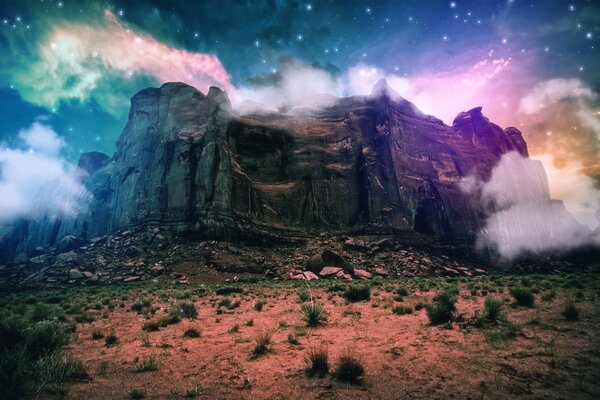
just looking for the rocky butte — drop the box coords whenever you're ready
[0,79,581,281]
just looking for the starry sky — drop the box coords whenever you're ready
[0,0,599,225]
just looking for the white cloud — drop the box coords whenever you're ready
[18,121,65,155]
[0,122,90,223]
[518,78,595,115]
[235,63,341,111]
[235,55,512,124]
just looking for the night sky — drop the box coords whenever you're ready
[0,0,599,224]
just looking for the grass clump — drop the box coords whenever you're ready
[392,305,413,315]
[484,322,520,347]
[343,285,371,302]
[396,286,409,296]
[304,346,329,377]
[172,302,198,319]
[333,349,365,384]
[142,320,160,332]
[251,330,273,357]
[425,289,457,325]
[562,302,579,321]
[183,328,201,338]
[134,354,159,372]
[253,300,265,312]
[91,330,104,340]
[298,289,310,302]
[218,297,232,308]
[483,297,504,323]
[301,302,328,327]
[105,332,119,346]
[509,287,535,307]
[129,388,146,399]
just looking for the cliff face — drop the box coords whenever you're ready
[1,80,534,261]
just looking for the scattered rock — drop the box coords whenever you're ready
[303,271,319,280]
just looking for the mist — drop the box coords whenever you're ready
[461,151,599,261]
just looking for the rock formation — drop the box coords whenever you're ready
[0,80,542,263]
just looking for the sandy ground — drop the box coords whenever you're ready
[41,281,600,400]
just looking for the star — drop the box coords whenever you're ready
[585,32,593,40]
[442,34,449,41]
[306,4,312,11]
[449,1,457,9]
[569,4,575,12]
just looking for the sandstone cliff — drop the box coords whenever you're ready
[1,80,536,262]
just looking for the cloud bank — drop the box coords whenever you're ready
[234,54,512,124]
[516,78,600,228]
[461,151,599,261]
[0,121,90,223]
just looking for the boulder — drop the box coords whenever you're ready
[68,269,84,280]
[55,251,78,266]
[57,235,86,254]
[354,269,372,279]
[303,271,319,280]
[319,266,343,277]
[307,250,352,274]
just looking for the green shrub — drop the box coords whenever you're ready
[0,311,25,347]
[0,312,77,399]
[396,286,409,296]
[304,346,329,377]
[29,304,57,323]
[25,320,69,359]
[509,287,535,307]
[343,285,371,302]
[172,302,198,319]
[301,302,328,327]
[326,283,346,293]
